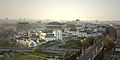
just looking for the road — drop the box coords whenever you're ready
[3,53,11,60]
[80,37,104,60]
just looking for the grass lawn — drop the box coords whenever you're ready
[11,53,45,60]
[58,40,81,49]
[11,52,63,60]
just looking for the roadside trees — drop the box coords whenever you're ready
[104,36,114,51]
[87,36,98,45]
[80,38,89,55]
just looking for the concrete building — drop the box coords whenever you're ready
[45,33,56,42]
[44,22,66,32]
[53,30,63,40]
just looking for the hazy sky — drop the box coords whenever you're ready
[0,0,120,20]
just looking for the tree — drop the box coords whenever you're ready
[104,36,114,51]
[10,42,19,47]
[107,37,114,50]
[80,38,89,55]
[0,55,5,60]
[32,44,42,53]
[0,40,10,47]
[87,36,98,45]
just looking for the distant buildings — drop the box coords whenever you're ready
[17,22,31,31]
[14,29,63,47]
[13,20,107,48]
[0,22,5,32]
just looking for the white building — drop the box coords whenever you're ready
[44,33,56,42]
[53,30,63,40]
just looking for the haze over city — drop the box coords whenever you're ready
[1,0,120,60]
[0,0,120,21]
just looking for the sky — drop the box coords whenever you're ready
[0,0,120,21]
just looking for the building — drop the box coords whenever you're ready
[53,30,63,40]
[44,22,66,31]
[45,33,56,42]
[17,22,31,31]
[0,22,5,33]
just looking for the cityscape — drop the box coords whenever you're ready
[0,0,120,60]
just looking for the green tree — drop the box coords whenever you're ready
[32,44,42,53]
[87,36,98,45]
[104,36,114,51]
[80,38,89,55]
[0,40,10,47]
[107,38,113,45]
[0,55,5,60]
[10,42,19,47]
[107,37,114,50]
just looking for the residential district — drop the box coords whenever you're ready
[0,19,120,60]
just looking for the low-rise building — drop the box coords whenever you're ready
[45,33,56,42]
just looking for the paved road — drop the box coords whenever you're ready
[80,37,104,60]
[3,53,11,60]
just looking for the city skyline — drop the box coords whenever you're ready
[0,0,120,21]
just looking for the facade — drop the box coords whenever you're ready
[44,33,56,42]
[43,30,63,41]
[53,30,63,40]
